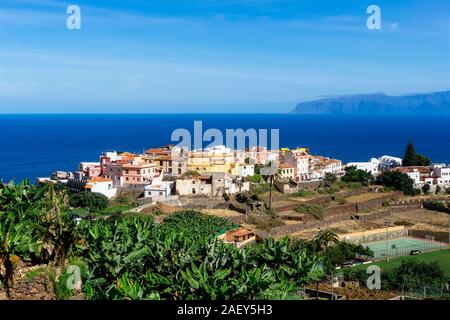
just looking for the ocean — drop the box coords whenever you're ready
[1,114,450,183]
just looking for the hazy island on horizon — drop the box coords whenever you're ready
[292,90,450,115]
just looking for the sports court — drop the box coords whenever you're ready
[363,236,447,260]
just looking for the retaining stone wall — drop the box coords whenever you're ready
[269,214,353,237]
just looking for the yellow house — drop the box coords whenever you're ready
[292,147,310,154]
[280,148,290,157]
[187,152,234,174]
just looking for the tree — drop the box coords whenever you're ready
[324,173,337,187]
[384,260,447,292]
[342,166,373,185]
[415,154,431,166]
[314,230,339,251]
[376,171,415,196]
[69,192,108,212]
[435,185,441,194]
[422,183,431,194]
[402,141,417,166]
[183,170,200,178]
[322,242,373,274]
[402,141,431,166]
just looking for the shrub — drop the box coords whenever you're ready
[335,197,347,204]
[291,190,315,197]
[324,173,337,186]
[248,174,262,183]
[422,183,431,194]
[376,171,415,196]
[423,201,449,213]
[294,204,324,220]
[435,186,441,194]
[322,242,373,274]
[383,260,447,292]
[235,192,249,204]
[183,170,200,178]
[115,193,130,204]
[250,183,270,195]
[342,166,373,185]
[69,192,108,212]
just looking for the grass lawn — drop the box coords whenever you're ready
[353,249,450,275]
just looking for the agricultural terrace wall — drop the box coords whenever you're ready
[339,226,408,243]
[269,214,353,237]
[276,192,401,219]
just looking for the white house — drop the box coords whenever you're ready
[346,158,380,176]
[144,181,174,199]
[237,164,254,177]
[84,178,117,199]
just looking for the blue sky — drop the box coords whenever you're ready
[0,0,449,113]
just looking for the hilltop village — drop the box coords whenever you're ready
[37,143,450,248]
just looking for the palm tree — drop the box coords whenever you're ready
[260,161,282,211]
[314,230,339,251]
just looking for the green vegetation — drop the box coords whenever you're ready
[352,250,450,276]
[73,212,323,299]
[347,253,450,295]
[402,141,431,166]
[97,204,134,215]
[423,201,450,213]
[69,191,108,212]
[183,170,200,178]
[376,171,415,196]
[249,183,270,195]
[341,166,373,186]
[322,242,372,274]
[422,183,431,194]
[335,196,347,204]
[324,173,337,187]
[248,174,262,183]
[5,178,446,300]
[0,181,75,297]
[294,203,324,220]
[0,180,329,300]
[320,180,364,195]
[291,189,316,197]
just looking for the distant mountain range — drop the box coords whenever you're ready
[291,90,450,115]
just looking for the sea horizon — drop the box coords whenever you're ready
[2,113,450,183]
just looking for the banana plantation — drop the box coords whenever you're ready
[1,180,362,300]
